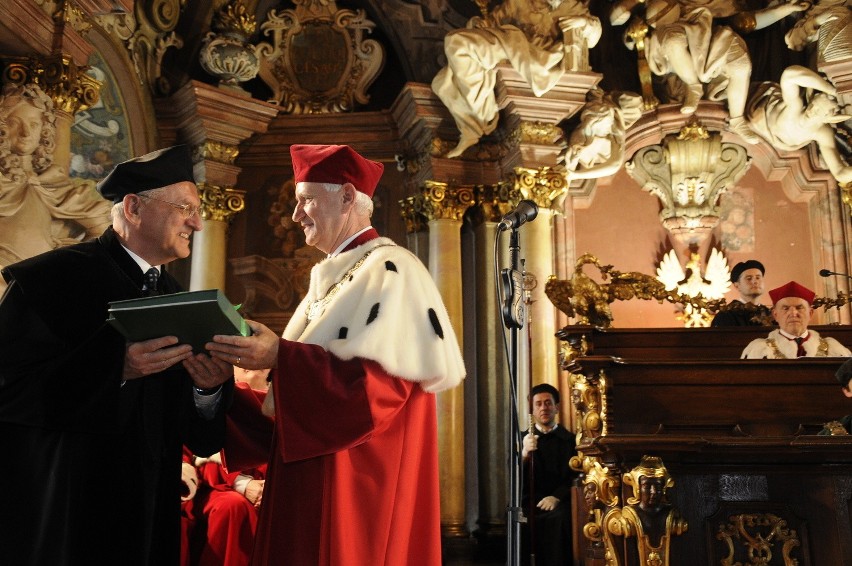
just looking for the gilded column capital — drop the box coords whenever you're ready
[510,166,569,210]
[399,195,427,234]
[199,140,240,165]
[419,181,475,222]
[198,183,246,222]
[474,182,517,224]
[1,54,101,115]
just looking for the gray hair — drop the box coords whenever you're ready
[110,187,170,224]
[320,182,374,217]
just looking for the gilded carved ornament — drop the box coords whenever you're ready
[603,456,688,566]
[568,369,606,441]
[1,55,101,116]
[622,16,658,110]
[558,334,587,370]
[715,513,802,566]
[399,195,426,234]
[197,183,245,222]
[199,140,240,165]
[43,0,91,37]
[545,252,729,328]
[576,455,620,547]
[511,166,568,210]
[474,182,518,224]
[517,121,564,146]
[417,181,476,222]
[548,252,852,327]
[255,0,384,113]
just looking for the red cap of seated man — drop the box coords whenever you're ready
[768,281,815,305]
[290,144,384,197]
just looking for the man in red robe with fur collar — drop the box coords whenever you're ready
[207,144,466,566]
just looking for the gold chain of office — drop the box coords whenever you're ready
[304,244,395,325]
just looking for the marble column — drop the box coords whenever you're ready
[510,167,569,392]
[471,187,515,536]
[420,181,473,536]
[189,183,245,291]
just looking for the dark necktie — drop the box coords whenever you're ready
[794,335,808,358]
[143,267,160,296]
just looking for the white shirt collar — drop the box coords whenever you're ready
[328,226,373,258]
[121,244,160,275]
[778,328,809,340]
[535,422,559,434]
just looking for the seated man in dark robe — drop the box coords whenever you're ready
[712,259,771,326]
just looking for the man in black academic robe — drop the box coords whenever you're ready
[0,146,234,566]
[521,383,577,566]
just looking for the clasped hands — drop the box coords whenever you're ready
[122,335,233,391]
[121,319,279,388]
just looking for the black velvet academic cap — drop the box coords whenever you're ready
[96,145,195,204]
[730,259,765,283]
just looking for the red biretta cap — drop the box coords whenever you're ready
[769,281,815,305]
[290,144,383,197]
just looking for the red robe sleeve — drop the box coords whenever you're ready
[274,339,418,462]
[221,383,274,472]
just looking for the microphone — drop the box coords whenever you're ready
[498,200,539,231]
[819,268,852,280]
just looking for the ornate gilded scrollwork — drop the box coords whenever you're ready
[547,252,852,327]
[197,183,245,222]
[575,455,621,549]
[1,55,101,116]
[603,456,688,566]
[511,166,569,211]
[716,513,802,566]
[418,181,476,222]
[545,252,692,328]
[569,369,606,441]
[256,0,384,113]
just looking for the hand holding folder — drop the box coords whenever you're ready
[107,289,251,352]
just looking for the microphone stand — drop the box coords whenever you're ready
[500,227,526,566]
[524,263,538,566]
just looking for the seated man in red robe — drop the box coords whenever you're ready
[182,368,271,566]
[205,144,466,566]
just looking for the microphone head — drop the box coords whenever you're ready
[517,200,538,223]
[819,269,832,277]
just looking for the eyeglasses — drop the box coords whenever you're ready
[137,194,201,220]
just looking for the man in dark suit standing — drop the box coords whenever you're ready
[0,145,234,566]
[521,383,578,565]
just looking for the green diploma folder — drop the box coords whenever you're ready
[107,289,251,352]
